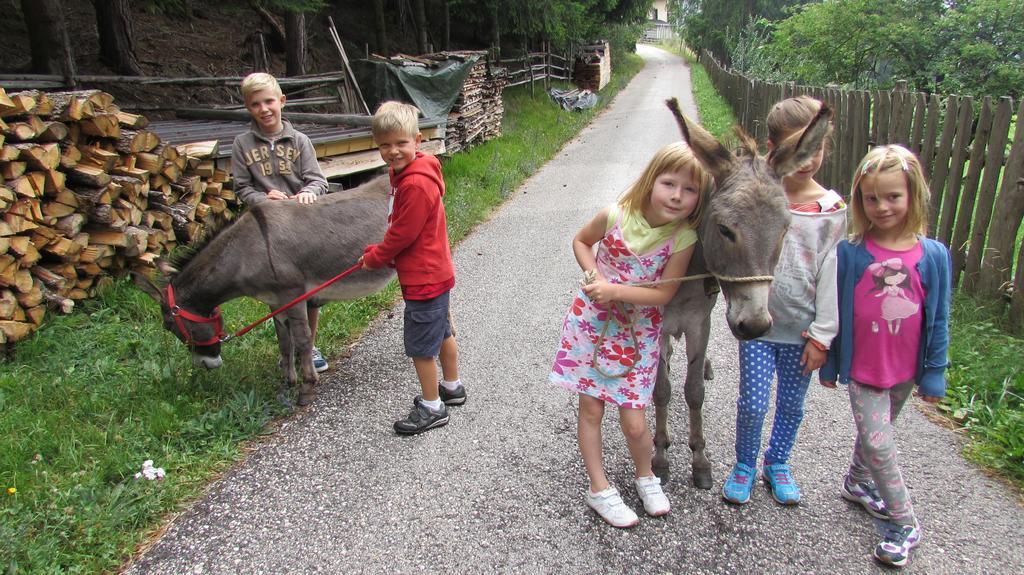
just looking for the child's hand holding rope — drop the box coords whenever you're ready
[580,269,618,304]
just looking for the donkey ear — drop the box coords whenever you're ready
[132,271,163,302]
[665,98,735,182]
[768,103,834,178]
[155,258,178,276]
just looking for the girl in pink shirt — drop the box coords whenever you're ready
[821,145,952,568]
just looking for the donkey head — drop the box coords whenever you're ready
[666,98,833,339]
[133,260,224,369]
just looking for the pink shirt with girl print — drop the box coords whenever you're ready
[850,238,925,387]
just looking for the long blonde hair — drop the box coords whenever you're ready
[619,141,713,228]
[849,144,930,241]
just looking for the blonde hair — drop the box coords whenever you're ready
[240,72,283,103]
[619,141,713,228]
[767,95,833,151]
[372,101,420,140]
[849,144,930,241]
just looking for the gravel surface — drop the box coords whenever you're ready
[126,45,1024,575]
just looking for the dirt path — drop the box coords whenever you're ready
[127,45,1023,575]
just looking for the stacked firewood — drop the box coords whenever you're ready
[0,87,236,344]
[573,42,611,92]
[426,52,508,154]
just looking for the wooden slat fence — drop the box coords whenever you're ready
[698,51,1024,329]
[500,50,572,92]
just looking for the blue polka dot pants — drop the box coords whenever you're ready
[735,340,812,467]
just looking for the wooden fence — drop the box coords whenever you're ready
[499,50,572,92]
[698,51,1024,328]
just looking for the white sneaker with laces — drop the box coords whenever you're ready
[586,486,639,528]
[634,475,671,516]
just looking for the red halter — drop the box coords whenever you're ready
[165,284,225,347]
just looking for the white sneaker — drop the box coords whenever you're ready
[634,475,671,516]
[586,486,639,528]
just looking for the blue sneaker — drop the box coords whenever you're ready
[311,347,328,373]
[763,462,801,505]
[722,462,756,504]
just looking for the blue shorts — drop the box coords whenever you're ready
[403,291,453,358]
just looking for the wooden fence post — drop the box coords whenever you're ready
[937,96,975,245]
[951,97,994,284]
[963,97,1014,291]
[929,96,960,233]
[979,99,1024,299]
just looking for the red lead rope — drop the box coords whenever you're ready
[225,262,364,342]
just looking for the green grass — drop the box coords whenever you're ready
[943,295,1024,487]
[0,57,644,574]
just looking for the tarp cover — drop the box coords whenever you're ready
[352,55,482,119]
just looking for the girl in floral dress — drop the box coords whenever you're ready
[550,142,711,528]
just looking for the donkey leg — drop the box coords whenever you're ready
[684,313,714,489]
[273,316,297,407]
[285,306,318,406]
[652,336,674,484]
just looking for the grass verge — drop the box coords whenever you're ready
[0,55,644,574]
[662,39,1024,490]
[943,296,1024,487]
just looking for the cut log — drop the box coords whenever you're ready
[25,305,46,326]
[67,164,111,187]
[0,87,15,116]
[3,93,37,116]
[79,114,121,138]
[6,173,44,198]
[0,320,33,342]
[15,282,43,308]
[36,121,69,143]
[175,140,219,159]
[1,161,27,179]
[0,290,17,319]
[15,142,60,170]
[115,110,149,129]
[115,129,159,153]
[59,142,81,169]
[78,145,119,172]
[42,285,74,313]
[30,265,66,289]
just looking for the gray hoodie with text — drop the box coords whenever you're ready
[231,119,328,206]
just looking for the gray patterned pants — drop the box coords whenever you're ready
[847,379,917,526]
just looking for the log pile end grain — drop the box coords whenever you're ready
[573,42,612,92]
[0,86,238,344]
[419,51,508,155]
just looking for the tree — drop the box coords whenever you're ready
[935,0,1024,99]
[20,0,74,77]
[373,0,388,54]
[284,10,307,76]
[93,0,143,75]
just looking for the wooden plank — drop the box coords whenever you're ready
[963,97,1013,291]
[909,92,927,154]
[950,97,993,284]
[318,139,446,178]
[928,95,960,234]
[919,94,941,182]
[875,90,891,145]
[893,89,915,147]
[979,99,1024,298]
[937,96,975,245]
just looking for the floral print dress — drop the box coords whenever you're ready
[549,221,677,409]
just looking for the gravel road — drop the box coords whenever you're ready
[126,45,1024,575]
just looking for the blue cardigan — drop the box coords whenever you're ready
[820,237,952,397]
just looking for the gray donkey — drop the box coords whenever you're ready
[653,98,833,488]
[135,175,395,406]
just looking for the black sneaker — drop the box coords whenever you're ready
[873,521,922,567]
[394,397,450,435]
[439,382,467,406]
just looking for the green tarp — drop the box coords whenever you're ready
[352,55,482,119]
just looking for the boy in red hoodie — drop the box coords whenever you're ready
[361,101,465,434]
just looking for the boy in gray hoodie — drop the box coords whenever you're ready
[231,72,331,371]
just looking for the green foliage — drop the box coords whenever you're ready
[934,0,1024,100]
[674,0,806,64]
[0,58,645,573]
[944,294,1024,486]
[681,0,1023,99]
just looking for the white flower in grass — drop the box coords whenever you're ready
[134,459,166,481]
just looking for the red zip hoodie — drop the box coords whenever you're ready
[362,152,455,298]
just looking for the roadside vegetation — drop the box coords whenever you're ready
[659,38,1024,491]
[0,54,643,574]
